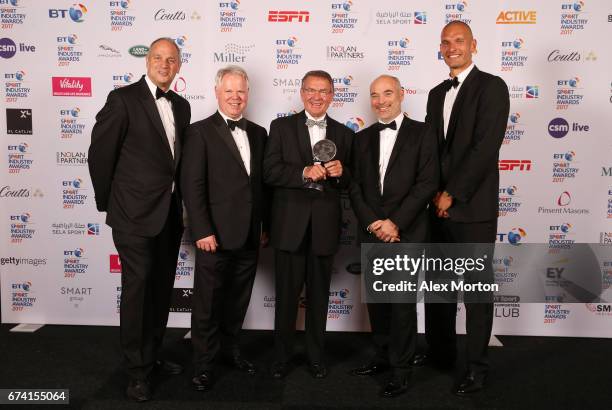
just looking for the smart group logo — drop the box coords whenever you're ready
[326,44,365,61]
[109,0,135,31]
[61,177,88,209]
[9,212,35,243]
[272,77,301,99]
[556,76,584,109]
[170,288,193,313]
[219,1,246,32]
[0,0,27,28]
[496,10,536,24]
[112,72,133,89]
[443,1,470,24]
[11,281,36,312]
[4,70,30,102]
[330,1,358,33]
[551,149,580,181]
[174,36,192,64]
[328,288,354,320]
[345,116,365,132]
[6,108,32,135]
[98,44,121,58]
[63,247,88,278]
[331,75,358,108]
[544,304,570,323]
[560,1,589,35]
[504,112,525,144]
[508,85,539,100]
[7,142,32,174]
[59,107,86,139]
[275,36,303,70]
[268,10,309,23]
[500,37,528,71]
[49,3,87,22]
[499,159,532,171]
[387,37,416,71]
[375,10,427,25]
[109,254,121,273]
[52,76,92,97]
[56,34,82,66]
[498,185,522,217]
[497,227,526,245]
[56,151,87,166]
[171,76,205,102]
[60,286,92,308]
[547,49,597,63]
[548,222,575,250]
[175,248,194,281]
[213,42,254,64]
[51,221,99,236]
[537,191,590,215]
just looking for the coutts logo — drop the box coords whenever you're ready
[52,77,92,97]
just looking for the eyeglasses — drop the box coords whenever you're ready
[301,88,332,97]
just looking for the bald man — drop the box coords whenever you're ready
[349,75,438,398]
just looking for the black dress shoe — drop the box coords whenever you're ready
[230,356,257,375]
[309,363,328,379]
[126,378,151,402]
[350,362,388,376]
[271,362,288,379]
[410,353,429,367]
[411,353,454,370]
[380,375,410,398]
[192,370,214,392]
[454,372,486,396]
[155,359,183,375]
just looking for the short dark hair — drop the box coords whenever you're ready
[301,70,334,92]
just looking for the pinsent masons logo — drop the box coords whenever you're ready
[52,76,92,97]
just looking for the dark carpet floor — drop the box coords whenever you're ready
[0,324,609,409]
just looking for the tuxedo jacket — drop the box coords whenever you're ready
[349,117,439,243]
[263,110,353,255]
[88,76,191,236]
[426,66,510,222]
[180,111,268,250]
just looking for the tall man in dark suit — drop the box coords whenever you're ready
[264,70,353,379]
[180,66,268,392]
[413,21,510,396]
[349,75,438,398]
[88,38,191,402]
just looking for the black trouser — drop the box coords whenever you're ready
[424,218,496,376]
[191,246,258,374]
[112,198,182,380]
[273,232,334,365]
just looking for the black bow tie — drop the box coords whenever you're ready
[377,121,397,132]
[227,118,246,131]
[155,87,172,101]
[444,77,460,91]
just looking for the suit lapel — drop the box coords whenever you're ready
[296,111,314,165]
[170,92,185,171]
[212,112,249,176]
[445,66,479,147]
[137,77,173,163]
[369,126,382,196]
[385,115,409,178]
[246,121,258,181]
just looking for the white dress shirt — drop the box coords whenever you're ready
[219,110,251,176]
[145,75,176,158]
[443,62,474,138]
[378,112,405,194]
[305,111,327,149]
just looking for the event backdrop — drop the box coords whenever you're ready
[1,0,611,337]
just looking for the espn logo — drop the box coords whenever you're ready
[499,159,532,171]
[268,10,310,22]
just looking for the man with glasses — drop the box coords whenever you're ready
[264,70,353,379]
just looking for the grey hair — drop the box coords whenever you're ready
[371,74,402,92]
[148,37,182,62]
[215,65,250,87]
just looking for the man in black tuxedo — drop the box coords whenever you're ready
[89,38,191,401]
[349,75,438,397]
[413,21,510,396]
[180,66,268,391]
[264,70,353,379]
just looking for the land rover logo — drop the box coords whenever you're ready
[129,45,149,57]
